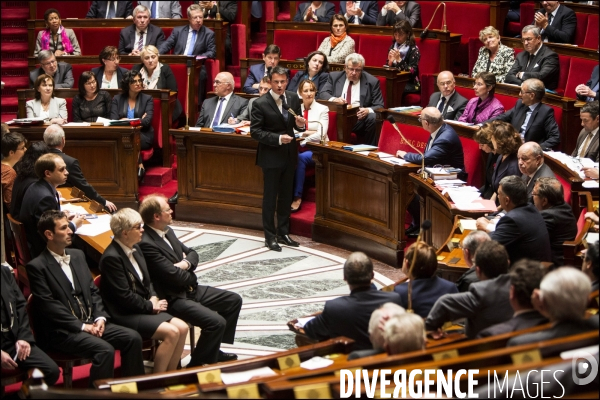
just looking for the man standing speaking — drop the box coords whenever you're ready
[251,66,306,251]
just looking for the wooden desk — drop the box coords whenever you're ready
[435,216,474,282]
[308,143,421,267]
[501,37,600,60]
[564,191,596,267]
[16,126,140,210]
[543,152,599,211]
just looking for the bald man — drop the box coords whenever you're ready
[427,71,468,120]
[195,72,248,128]
[517,141,555,201]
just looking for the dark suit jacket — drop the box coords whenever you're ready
[86,1,133,18]
[571,128,599,161]
[577,65,599,102]
[404,123,465,170]
[304,287,402,350]
[118,24,166,55]
[427,91,468,120]
[250,91,303,169]
[504,45,560,90]
[199,1,238,22]
[237,97,257,121]
[477,309,548,338]
[293,1,336,22]
[455,266,478,293]
[29,62,74,89]
[49,148,106,206]
[426,274,513,338]
[9,175,37,218]
[110,92,154,147]
[492,100,561,149]
[319,70,385,111]
[138,0,182,18]
[91,66,130,89]
[533,4,577,44]
[195,94,249,127]
[346,348,385,361]
[491,204,552,263]
[287,71,329,96]
[507,316,599,346]
[522,163,556,200]
[158,24,216,58]
[541,202,578,266]
[394,276,458,319]
[1,265,35,345]
[138,228,200,301]
[376,1,421,27]
[339,1,379,25]
[491,153,520,196]
[243,64,267,94]
[26,248,109,348]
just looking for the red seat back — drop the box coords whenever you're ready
[459,135,482,188]
[555,173,573,206]
[576,207,588,236]
[445,3,490,45]
[152,98,162,149]
[468,38,482,77]
[574,13,589,47]
[414,37,440,77]
[273,30,318,60]
[565,57,598,99]
[418,2,443,30]
[231,24,247,66]
[65,97,74,120]
[377,120,428,155]
[327,110,337,142]
[356,34,391,67]
[494,93,519,111]
[37,2,92,19]
[557,55,571,94]
[519,2,536,33]
[584,14,599,49]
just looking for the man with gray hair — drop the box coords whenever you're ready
[29,50,74,89]
[195,71,248,127]
[43,124,117,212]
[455,230,491,292]
[517,141,556,200]
[504,25,559,90]
[118,4,166,55]
[320,53,384,145]
[383,313,426,355]
[508,267,598,346]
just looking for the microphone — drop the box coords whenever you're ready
[184,59,193,130]
[406,221,432,313]
[386,115,428,179]
[420,2,446,40]
[307,120,326,145]
[215,1,221,20]
[281,102,298,118]
[419,29,428,40]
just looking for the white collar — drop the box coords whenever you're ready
[114,238,136,256]
[148,224,169,238]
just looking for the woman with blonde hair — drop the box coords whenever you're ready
[472,26,515,84]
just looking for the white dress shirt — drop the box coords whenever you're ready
[183,25,198,55]
[210,92,233,126]
[345,1,365,24]
[113,239,144,282]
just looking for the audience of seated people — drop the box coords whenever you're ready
[244,44,281,94]
[1,132,27,211]
[385,21,420,94]
[488,121,522,204]
[377,1,421,27]
[533,0,577,44]
[458,72,505,124]
[195,71,248,127]
[287,50,330,95]
[93,46,130,90]
[339,0,379,25]
[317,14,355,65]
[118,5,166,56]
[72,71,112,122]
[34,8,81,57]
[26,74,67,125]
[455,230,491,292]
[572,101,599,161]
[30,50,74,89]
[428,71,468,120]
[474,122,498,200]
[294,1,336,22]
[472,26,515,84]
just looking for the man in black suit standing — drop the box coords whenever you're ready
[572,101,599,161]
[195,71,248,127]
[19,154,84,258]
[476,175,552,263]
[118,5,166,56]
[26,210,145,385]
[491,78,560,149]
[376,1,421,27]
[43,124,117,213]
[505,25,560,91]
[1,265,60,386]
[29,51,73,89]
[302,252,403,350]
[340,1,379,25]
[517,141,556,201]
[86,1,133,18]
[251,66,307,251]
[138,194,242,367]
[532,1,577,44]
[427,71,468,121]
[576,65,599,102]
[320,53,384,146]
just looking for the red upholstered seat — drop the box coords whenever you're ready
[356,34,390,67]
[584,14,599,49]
[459,135,483,188]
[316,31,330,44]
[574,13,589,47]
[327,110,337,142]
[141,97,163,162]
[65,98,73,120]
[273,30,318,60]
[378,120,428,155]
[557,54,571,95]
[80,28,122,56]
[277,1,290,21]
[555,174,572,206]
[405,37,440,106]
[519,2,536,33]
[494,93,518,111]
[36,1,91,18]
[467,38,482,77]
[576,205,588,235]
[565,57,598,99]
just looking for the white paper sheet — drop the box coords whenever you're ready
[459,219,478,231]
[300,356,334,370]
[220,367,277,385]
[295,316,315,328]
[63,122,91,127]
[60,204,88,214]
[382,157,409,166]
[583,180,599,188]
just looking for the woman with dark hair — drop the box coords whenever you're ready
[34,8,81,57]
[9,142,50,217]
[489,121,522,204]
[386,20,420,93]
[458,72,504,124]
[287,50,330,95]
[475,121,498,200]
[92,46,130,90]
[26,74,67,124]
[72,71,112,122]
[582,241,599,292]
[317,14,355,64]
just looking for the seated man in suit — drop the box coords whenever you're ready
[29,51,73,89]
[426,241,513,338]
[508,267,598,346]
[302,252,403,350]
[195,71,248,127]
[490,78,560,150]
[243,44,281,94]
[517,141,556,201]
[1,265,60,386]
[576,65,599,102]
[199,1,237,65]
[137,0,182,18]
[476,175,552,263]
[572,101,599,161]
[43,124,117,213]
[321,53,385,145]
[340,1,379,25]
[230,77,271,125]
[26,210,145,385]
[19,154,84,258]
[376,1,421,27]
[533,177,577,266]
[159,3,216,104]
[86,1,133,18]
[455,231,490,292]
[505,25,559,91]
[477,259,548,337]
[427,71,468,121]
[293,1,336,22]
[118,5,166,56]
[532,1,577,44]
[138,194,242,367]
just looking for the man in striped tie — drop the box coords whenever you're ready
[118,4,166,56]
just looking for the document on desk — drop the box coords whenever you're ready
[60,203,88,215]
[220,367,277,385]
[295,316,316,328]
[75,214,112,236]
[381,157,409,166]
[300,356,334,370]
[63,122,91,127]
[459,219,478,232]
[583,180,599,188]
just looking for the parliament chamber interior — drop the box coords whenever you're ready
[0,0,599,398]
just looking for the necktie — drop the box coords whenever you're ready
[547,13,553,25]
[212,97,225,127]
[588,82,599,102]
[55,191,61,207]
[137,31,145,51]
[438,96,446,114]
[107,1,116,18]
[280,96,289,121]
[425,136,433,152]
[519,108,532,139]
[151,1,157,18]
[58,254,71,265]
[346,82,352,105]
[579,132,593,158]
[186,29,197,56]
[526,53,533,69]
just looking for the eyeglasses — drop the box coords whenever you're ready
[522,37,536,43]
[519,90,534,95]
[131,79,143,84]
[84,80,97,86]
[41,60,57,67]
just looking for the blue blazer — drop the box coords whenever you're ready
[287,71,329,96]
[404,123,465,170]
[339,1,379,25]
[394,276,458,319]
[158,25,215,58]
[243,64,266,94]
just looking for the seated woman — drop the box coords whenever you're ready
[489,121,522,204]
[132,45,182,122]
[100,208,188,373]
[292,79,329,212]
[385,21,420,93]
[472,26,514,84]
[394,241,458,319]
[26,74,67,125]
[317,14,355,64]
[110,70,154,179]
[474,121,497,200]
[34,8,81,57]
[10,142,50,217]
[293,1,336,22]
[92,46,130,90]
[72,71,112,122]
[458,72,504,124]
[288,50,329,95]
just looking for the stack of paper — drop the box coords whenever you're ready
[220,367,277,385]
